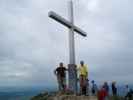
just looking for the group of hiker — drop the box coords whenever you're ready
[54,61,88,94]
[96,82,133,100]
[97,81,117,100]
[54,61,133,100]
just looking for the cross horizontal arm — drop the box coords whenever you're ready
[48,11,87,37]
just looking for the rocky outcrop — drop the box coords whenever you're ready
[31,92,97,100]
[51,95,97,100]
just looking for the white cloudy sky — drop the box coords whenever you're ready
[0,0,133,87]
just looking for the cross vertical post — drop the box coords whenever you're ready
[69,0,75,64]
[68,0,77,94]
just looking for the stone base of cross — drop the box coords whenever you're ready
[68,64,77,93]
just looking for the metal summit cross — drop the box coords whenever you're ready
[48,0,87,93]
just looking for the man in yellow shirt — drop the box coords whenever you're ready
[78,61,88,95]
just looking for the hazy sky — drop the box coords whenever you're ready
[0,0,133,87]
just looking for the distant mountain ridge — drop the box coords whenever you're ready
[0,86,57,100]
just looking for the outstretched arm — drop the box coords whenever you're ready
[54,69,57,75]
[65,68,68,71]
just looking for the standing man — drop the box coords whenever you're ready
[111,81,117,100]
[103,82,109,100]
[111,81,117,96]
[91,80,98,95]
[125,85,130,99]
[78,61,88,95]
[103,82,109,95]
[54,62,67,91]
[125,85,133,100]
